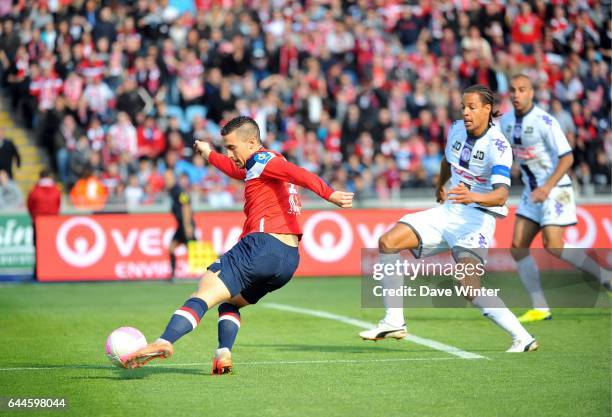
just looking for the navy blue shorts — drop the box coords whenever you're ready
[207,233,300,304]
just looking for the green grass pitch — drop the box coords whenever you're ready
[0,278,609,417]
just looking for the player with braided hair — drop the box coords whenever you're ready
[359,85,539,353]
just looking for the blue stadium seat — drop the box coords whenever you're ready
[166,105,188,133]
[185,105,208,131]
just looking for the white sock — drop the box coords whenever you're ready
[516,256,549,312]
[472,295,531,340]
[560,248,608,283]
[380,253,405,327]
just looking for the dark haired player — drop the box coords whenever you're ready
[124,116,354,372]
[359,85,538,352]
[164,170,195,280]
[501,74,610,323]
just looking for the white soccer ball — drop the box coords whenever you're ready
[105,327,147,367]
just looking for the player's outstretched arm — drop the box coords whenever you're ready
[328,191,354,208]
[261,157,353,208]
[194,140,246,180]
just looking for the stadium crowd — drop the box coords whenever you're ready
[0,0,610,208]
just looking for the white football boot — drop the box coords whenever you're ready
[506,337,539,352]
[359,321,408,341]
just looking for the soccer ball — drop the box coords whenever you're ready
[105,327,147,367]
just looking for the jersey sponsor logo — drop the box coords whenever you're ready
[473,150,485,161]
[525,126,534,134]
[478,233,487,248]
[288,184,302,215]
[246,152,276,180]
[494,138,508,154]
[512,146,537,160]
[555,200,564,216]
[178,192,190,205]
[541,115,553,126]
[255,152,272,164]
[452,141,461,151]
[451,165,487,184]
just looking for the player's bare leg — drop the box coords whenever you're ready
[124,270,232,369]
[359,223,418,341]
[542,226,611,290]
[212,294,250,375]
[168,239,179,281]
[511,217,552,322]
[456,253,538,352]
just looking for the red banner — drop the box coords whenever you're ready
[37,205,611,281]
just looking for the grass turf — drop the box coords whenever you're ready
[0,277,609,417]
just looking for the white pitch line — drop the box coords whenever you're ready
[0,357,458,372]
[176,357,458,366]
[262,303,487,360]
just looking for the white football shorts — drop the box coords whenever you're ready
[516,185,577,227]
[398,203,497,263]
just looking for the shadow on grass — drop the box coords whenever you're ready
[239,343,428,353]
[4,364,210,380]
[72,366,209,380]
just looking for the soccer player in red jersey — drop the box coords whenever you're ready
[124,116,353,373]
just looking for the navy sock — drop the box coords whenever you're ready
[170,254,176,276]
[217,303,241,350]
[160,297,208,344]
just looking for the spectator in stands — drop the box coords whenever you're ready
[0,0,607,209]
[54,114,81,185]
[69,167,108,211]
[82,74,114,122]
[0,133,20,179]
[125,174,144,210]
[207,180,234,208]
[137,115,166,159]
[0,169,23,208]
[551,99,576,135]
[108,111,137,160]
[511,2,543,53]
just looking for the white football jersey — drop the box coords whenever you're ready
[444,120,513,218]
[499,105,572,189]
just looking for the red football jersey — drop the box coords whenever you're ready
[208,149,334,238]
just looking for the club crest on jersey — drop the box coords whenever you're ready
[460,147,471,162]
